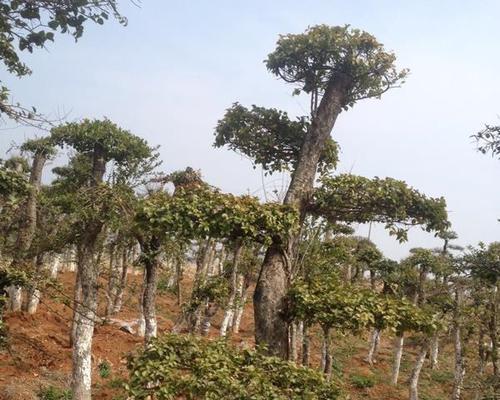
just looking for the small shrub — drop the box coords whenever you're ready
[126,334,341,399]
[37,385,72,400]
[350,374,375,389]
[98,360,112,379]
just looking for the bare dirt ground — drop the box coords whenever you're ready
[0,270,455,399]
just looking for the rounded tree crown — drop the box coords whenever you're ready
[266,24,408,107]
[50,119,152,166]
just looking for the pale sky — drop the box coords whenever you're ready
[1,1,499,259]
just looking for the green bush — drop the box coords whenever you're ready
[98,360,112,379]
[125,334,341,399]
[350,374,375,389]
[37,385,72,400]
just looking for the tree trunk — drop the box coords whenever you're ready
[142,243,160,343]
[112,249,128,314]
[408,340,428,400]
[175,257,183,306]
[105,246,121,317]
[302,324,310,366]
[220,241,243,337]
[71,248,99,400]
[452,317,465,399]
[71,144,106,400]
[9,150,47,311]
[70,267,82,347]
[200,301,218,336]
[254,74,352,357]
[254,244,289,357]
[322,327,333,380]
[367,328,381,366]
[489,284,498,377]
[232,276,249,334]
[391,334,405,385]
[25,253,45,314]
[430,334,439,370]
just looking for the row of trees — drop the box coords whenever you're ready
[0,13,498,400]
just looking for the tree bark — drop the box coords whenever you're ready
[452,289,465,400]
[112,249,128,314]
[408,340,428,400]
[9,150,48,311]
[322,327,333,380]
[71,248,99,400]
[25,253,45,314]
[220,241,243,337]
[302,324,310,366]
[391,334,405,385]
[429,334,439,370]
[253,74,352,357]
[232,275,250,334]
[367,328,381,366]
[141,239,160,343]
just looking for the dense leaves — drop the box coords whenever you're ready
[266,24,408,107]
[310,174,449,241]
[126,334,340,400]
[136,187,299,245]
[214,103,338,174]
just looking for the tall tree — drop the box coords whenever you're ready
[216,24,411,356]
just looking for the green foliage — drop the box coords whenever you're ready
[311,174,449,241]
[0,165,28,198]
[189,275,230,311]
[20,137,57,158]
[214,103,338,174]
[136,187,299,245]
[287,274,441,335]
[50,119,159,184]
[98,360,112,379]
[266,24,408,106]
[350,374,375,389]
[125,334,340,399]
[37,385,72,400]
[473,124,500,158]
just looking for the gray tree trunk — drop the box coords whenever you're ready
[367,328,381,366]
[430,334,439,370]
[409,341,428,400]
[391,334,405,385]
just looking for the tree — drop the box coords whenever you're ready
[0,0,126,124]
[473,124,500,159]
[7,137,55,311]
[215,24,420,356]
[51,118,157,400]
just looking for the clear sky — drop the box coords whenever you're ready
[1,1,499,259]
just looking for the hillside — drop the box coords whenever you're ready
[0,269,460,400]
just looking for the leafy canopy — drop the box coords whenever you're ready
[125,334,340,400]
[266,24,408,107]
[473,124,500,159]
[214,103,338,174]
[310,174,449,241]
[136,187,299,245]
